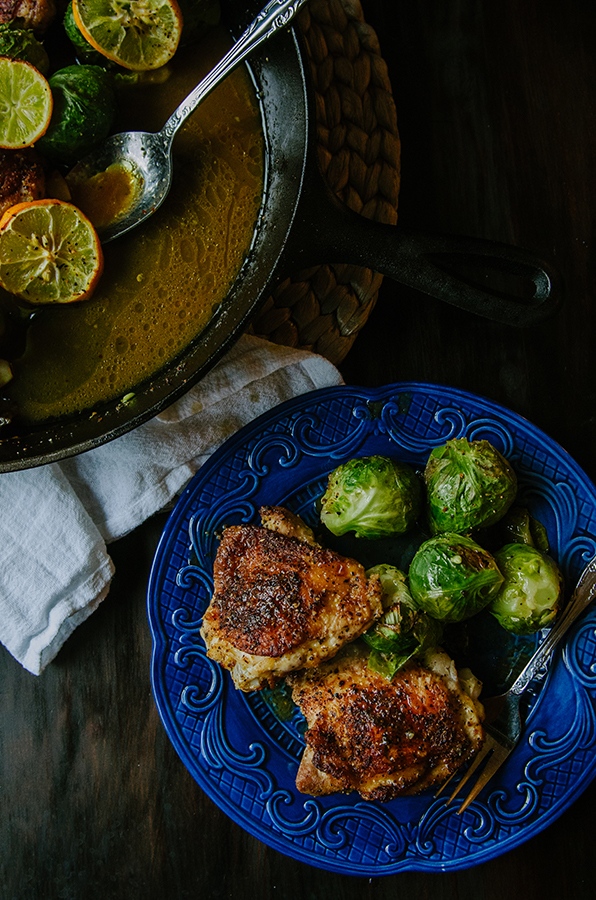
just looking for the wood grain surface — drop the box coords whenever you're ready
[3,1,596,897]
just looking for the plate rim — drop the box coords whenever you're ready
[147,380,596,874]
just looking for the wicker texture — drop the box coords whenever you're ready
[249,0,401,364]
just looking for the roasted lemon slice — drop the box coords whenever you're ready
[72,0,183,71]
[0,199,104,305]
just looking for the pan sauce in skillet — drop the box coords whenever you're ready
[5,27,264,423]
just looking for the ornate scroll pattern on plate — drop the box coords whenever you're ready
[148,383,596,874]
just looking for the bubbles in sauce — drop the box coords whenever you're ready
[6,28,264,422]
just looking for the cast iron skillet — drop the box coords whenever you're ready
[0,1,560,473]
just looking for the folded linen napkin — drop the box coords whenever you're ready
[0,335,344,675]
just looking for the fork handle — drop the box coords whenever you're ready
[509,555,596,695]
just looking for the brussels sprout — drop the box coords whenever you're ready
[36,66,116,166]
[488,543,563,635]
[424,437,517,535]
[0,359,13,388]
[409,533,504,623]
[498,506,550,552]
[320,455,422,539]
[362,564,443,678]
[0,24,50,74]
[368,563,416,609]
[63,1,112,67]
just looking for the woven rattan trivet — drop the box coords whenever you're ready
[247,0,401,365]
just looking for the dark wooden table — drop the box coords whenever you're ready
[3,0,596,896]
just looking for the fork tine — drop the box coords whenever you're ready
[434,768,459,798]
[456,742,511,814]
[439,740,495,804]
[435,742,490,798]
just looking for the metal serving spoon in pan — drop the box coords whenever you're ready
[0,0,561,473]
[67,0,559,329]
[66,0,309,243]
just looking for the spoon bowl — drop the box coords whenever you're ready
[67,131,172,242]
[66,0,308,242]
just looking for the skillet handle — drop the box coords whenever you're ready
[370,225,559,327]
[285,182,561,327]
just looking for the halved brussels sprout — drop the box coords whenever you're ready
[320,455,422,539]
[362,564,443,678]
[409,533,504,623]
[488,543,564,635]
[424,437,517,535]
[368,563,415,609]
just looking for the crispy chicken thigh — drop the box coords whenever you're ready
[0,0,56,33]
[288,642,485,801]
[259,505,320,546]
[0,149,45,219]
[200,509,383,691]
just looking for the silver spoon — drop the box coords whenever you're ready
[66,0,308,243]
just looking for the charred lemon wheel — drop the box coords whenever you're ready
[72,0,183,71]
[0,199,104,305]
[0,57,53,149]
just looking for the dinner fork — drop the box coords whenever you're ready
[437,553,596,814]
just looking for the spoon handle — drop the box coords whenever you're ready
[161,0,308,146]
[509,554,596,696]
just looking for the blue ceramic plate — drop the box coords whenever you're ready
[147,382,596,874]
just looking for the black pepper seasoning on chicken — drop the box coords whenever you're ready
[200,508,383,691]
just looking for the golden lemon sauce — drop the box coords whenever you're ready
[69,162,141,230]
[8,27,264,422]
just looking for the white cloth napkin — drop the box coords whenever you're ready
[0,335,343,675]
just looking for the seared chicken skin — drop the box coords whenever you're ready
[0,149,45,219]
[200,508,383,691]
[288,643,485,801]
[0,0,56,33]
